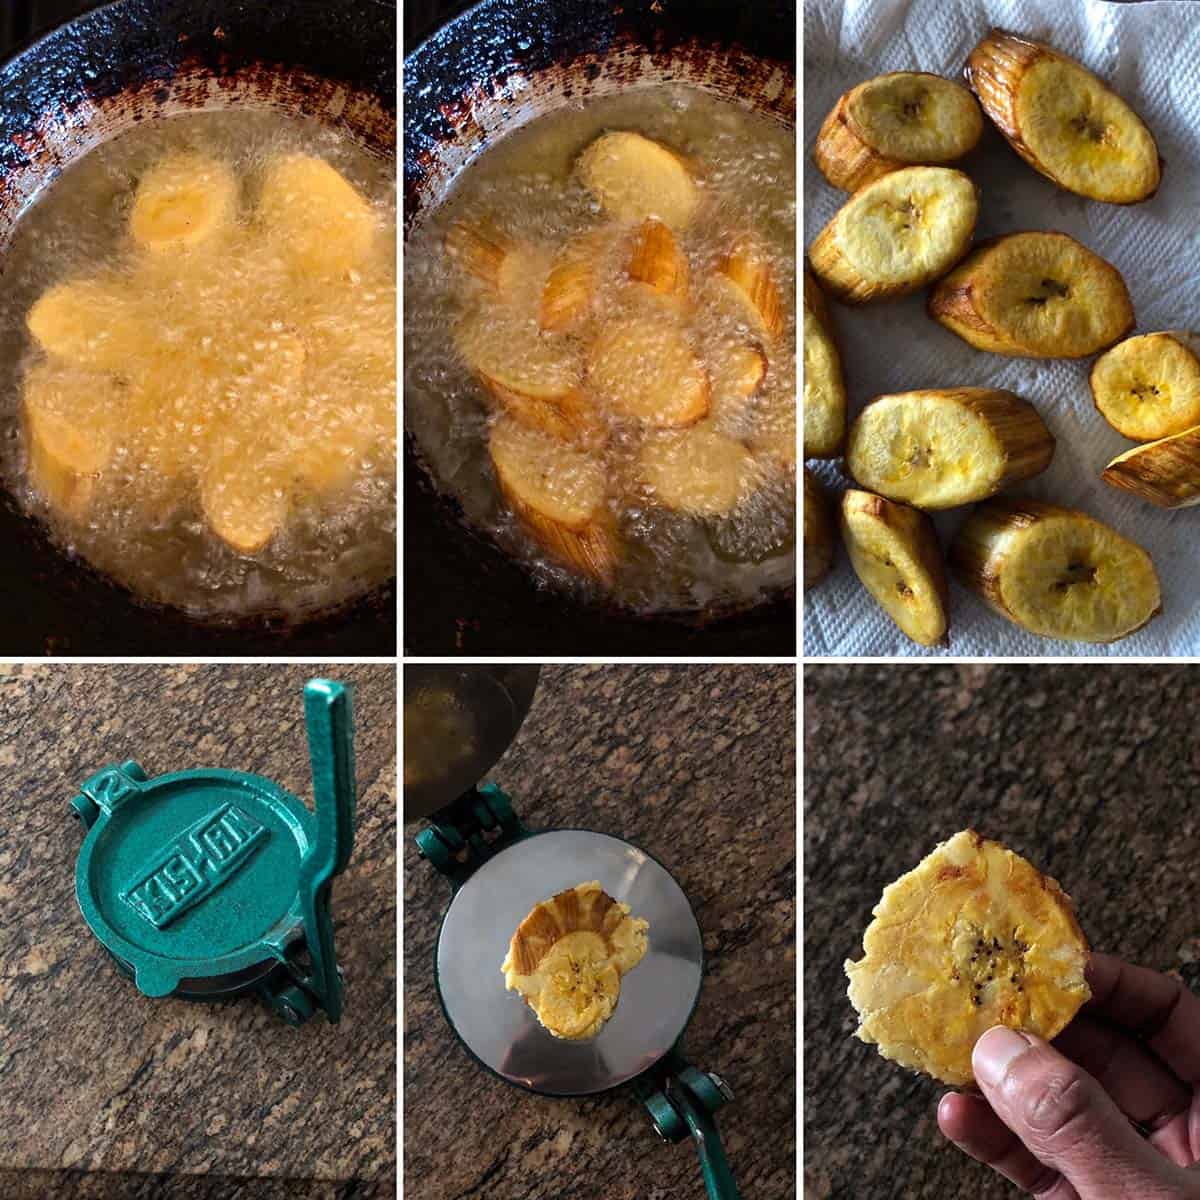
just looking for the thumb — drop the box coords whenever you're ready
[972,1027,1183,1199]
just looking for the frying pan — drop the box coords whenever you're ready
[0,0,396,655]
[403,0,796,657]
[406,666,741,1198]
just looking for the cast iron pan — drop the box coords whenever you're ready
[403,0,796,657]
[0,0,396,656]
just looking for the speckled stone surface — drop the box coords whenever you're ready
[0,664,396,1199]
[804,664,1200,1200]
[404,664,796,1199]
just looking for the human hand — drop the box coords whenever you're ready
[937,952,1200,1198]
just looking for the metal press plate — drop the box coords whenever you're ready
[436,829,704,1096]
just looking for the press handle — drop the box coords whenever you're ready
[668,1078,740,1200]
[298,679,356,1021]
[305,679,356,875]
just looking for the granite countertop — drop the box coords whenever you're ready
[804,664,1200,1200]
[404,664,796,1199]
[0,663,397,1200]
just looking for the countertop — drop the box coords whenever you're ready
[403,664,797,1199]
[0,663,397,1200]
[803,664,1200,1200]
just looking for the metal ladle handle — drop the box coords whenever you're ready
[297,679,356,1022]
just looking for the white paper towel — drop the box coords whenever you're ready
[804,0,1200,657]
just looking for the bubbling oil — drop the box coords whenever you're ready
[0,110,396,620]
[405,86,796,613]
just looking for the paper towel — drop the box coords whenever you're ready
[804,0,1200,657]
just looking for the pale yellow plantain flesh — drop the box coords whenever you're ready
[576,131,699,229]
[257,154,376,278]
[587,313,709,427]
[929,231,1133,358]
[1102,425,1200,509]
[802,271,846,458]
[637,422,754,517]
[815,71,984,193]
[454,308,594,442]
[502,881,649,1041]
[841,489,948,646]
[846,830,1090,1086]
[950,498,1161,643]
[1090,332,1200,441]
[808,166,977,304]
[966,30,1160,205]
[27,276,149,373]
[803,468,835,590]
[489,414,619,581]
[845,387,1054,509]
[129,152,238,253]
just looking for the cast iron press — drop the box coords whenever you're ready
[71,679,356,1025]
[405,666,739,1199]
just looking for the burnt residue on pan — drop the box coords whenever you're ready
[402,0,796,655]
[0,0,398,655]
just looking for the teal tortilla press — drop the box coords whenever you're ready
[71,679,355,1026]
[405,665,740,1200]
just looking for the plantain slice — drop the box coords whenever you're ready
[540,226,620,332]
[637,422,754,517]
[489,414,618,581]
[27,276,148,372]
[842,489,949,646]
[200,454,290,555]
[257,153,376,278]
[815,72,984,193]
[966,30,1160,205]
[1102,426,1200,509]
[808,166,978,304]
[949,497,1161,643]
[444,219,514,288]
[587,313,709,427]
[576,131,699,229]
[718,237,784,338]
[846,830,1090,1086]
[627,218,689,299]
[708,338,768,428]
[1090,332,1200,441]
[748,392,797,469]
[803,269,846,458]
[803,468,835,590]
[22,363,124,520]
[22,361,120,476]
[129,153,238,253]
[454,308,596,442]
[845,387,1055,510]
[929,231,1133,358]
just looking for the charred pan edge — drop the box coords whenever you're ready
[402,0,796,231]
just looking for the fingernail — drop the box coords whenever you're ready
[973,1026,1031,1087]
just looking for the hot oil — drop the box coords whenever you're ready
[0,110,396,620]
[405,86,796,613]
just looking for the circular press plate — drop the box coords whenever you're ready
[436,829,703,1096]
[76,770,314,1000]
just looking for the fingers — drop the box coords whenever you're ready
[1054,1015,1195,1167]
[1086,953,1200,1085]
[972,1027,1183,1198]
[938,1091,1078,1197]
